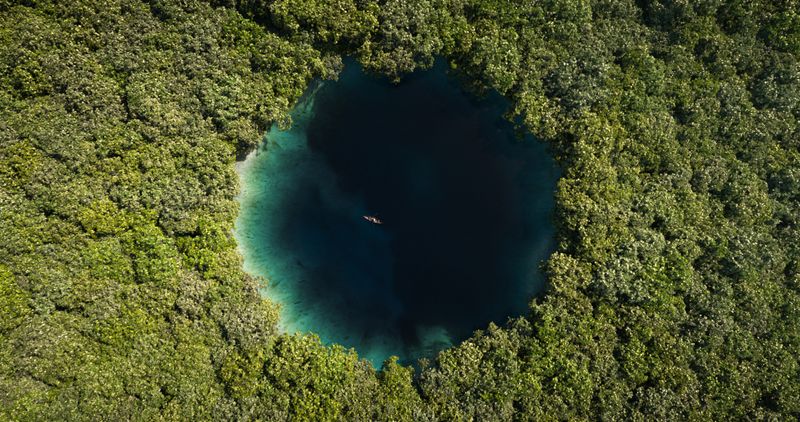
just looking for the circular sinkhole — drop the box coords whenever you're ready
[235,59,559,366]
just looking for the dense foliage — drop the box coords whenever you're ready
[1,0,798,419]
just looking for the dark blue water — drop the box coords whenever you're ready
[235,59,559,366]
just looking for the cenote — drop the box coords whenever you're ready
[235,59,559,366]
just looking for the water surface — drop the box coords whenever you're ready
[235,59,559,365]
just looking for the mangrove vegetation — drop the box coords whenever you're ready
[0,0,798,419]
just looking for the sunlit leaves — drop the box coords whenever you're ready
[1,0,799,419]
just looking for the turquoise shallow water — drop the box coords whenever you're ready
[235,59,559,366]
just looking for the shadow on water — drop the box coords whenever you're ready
[235,58,559,366]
